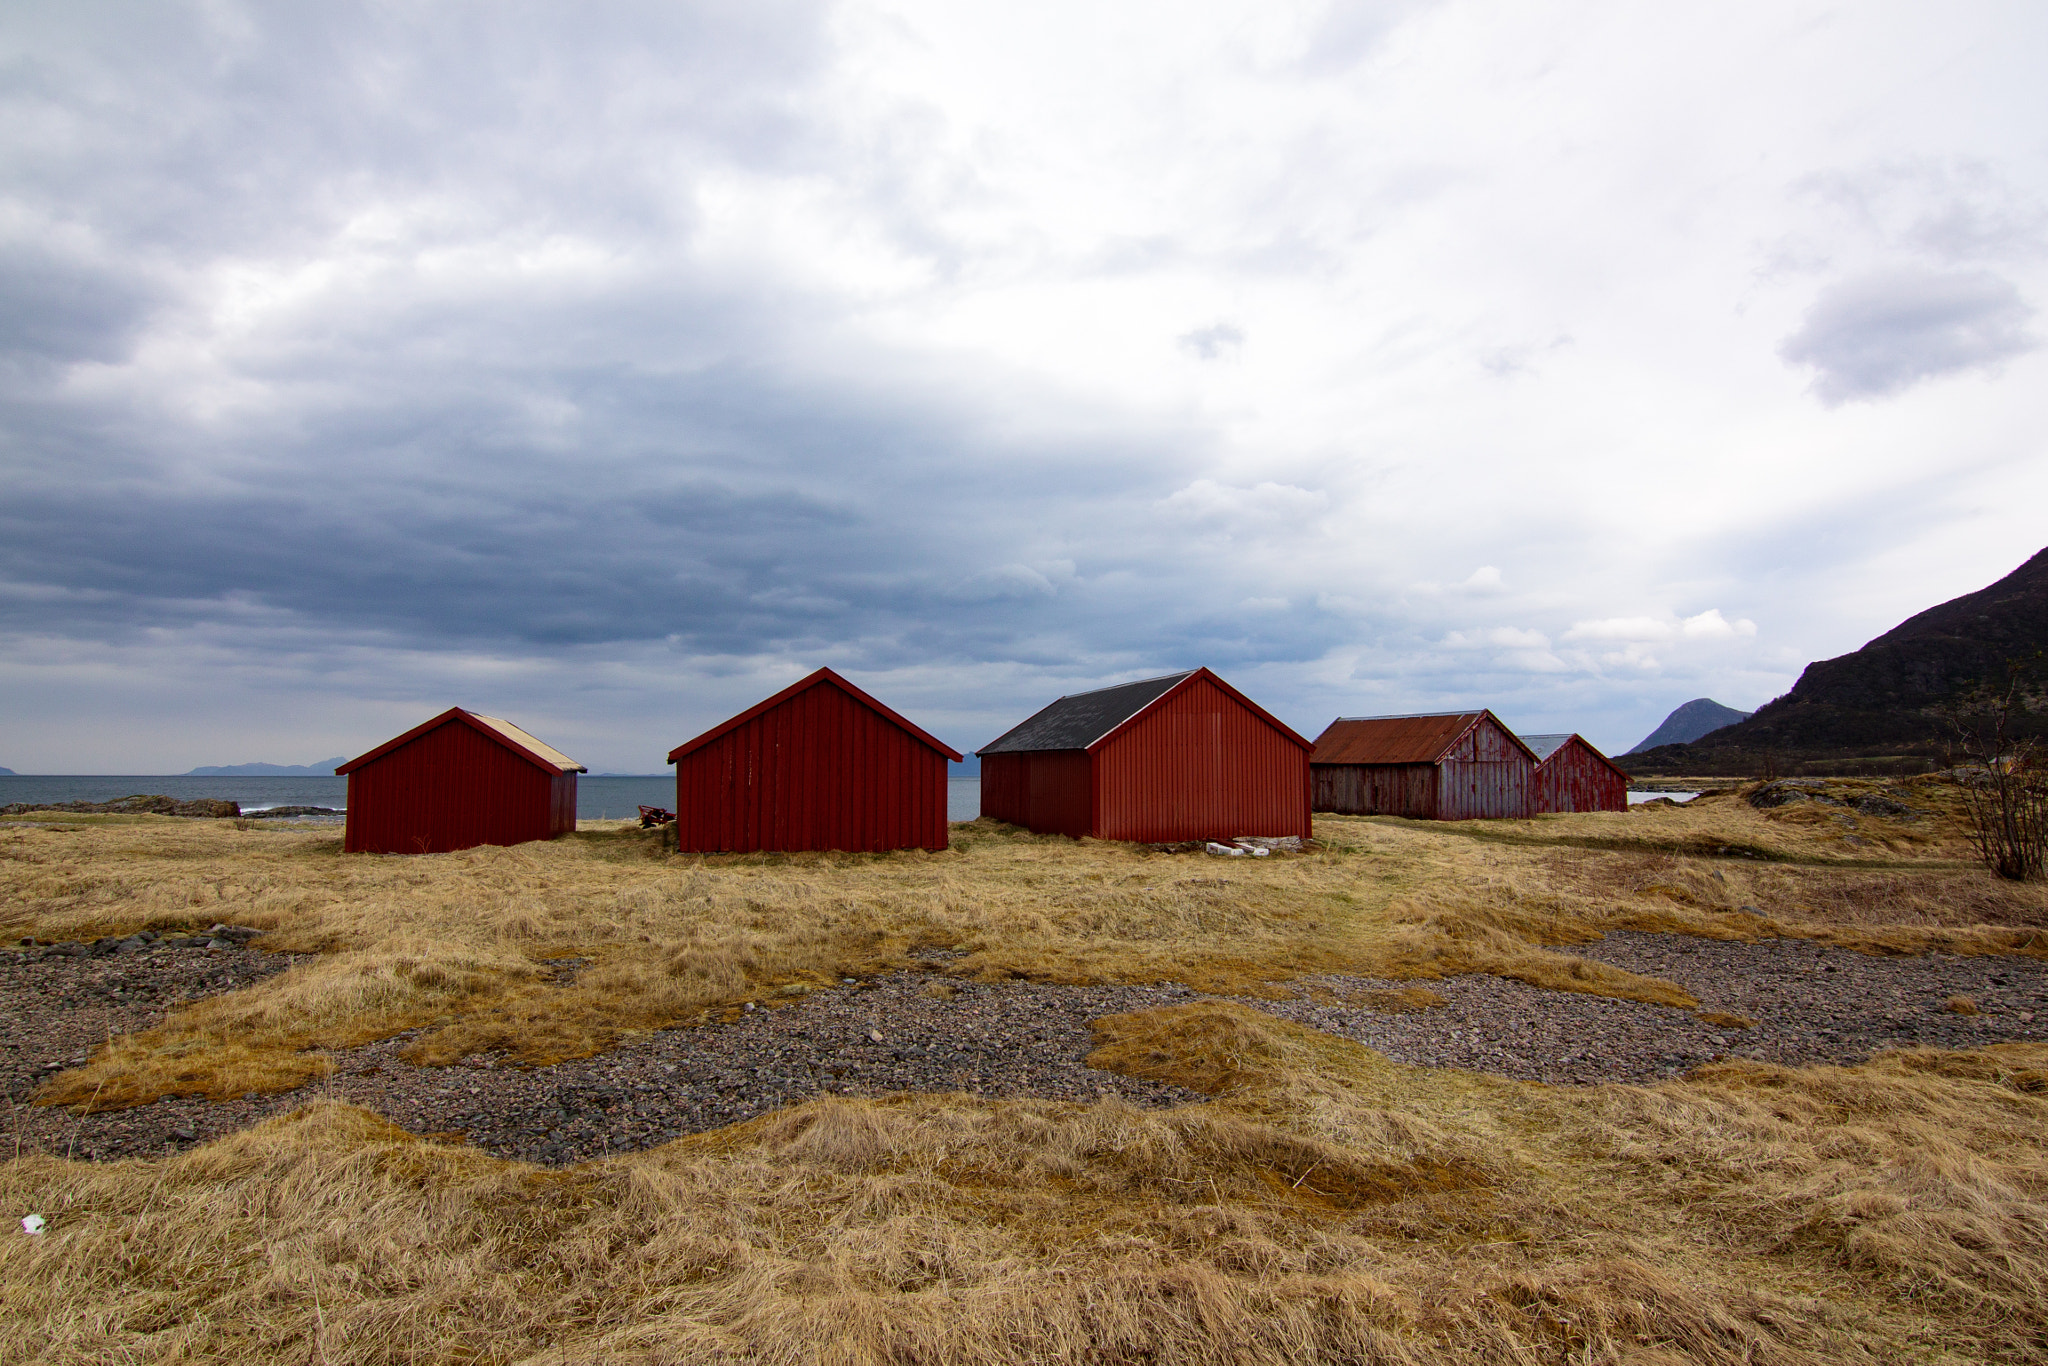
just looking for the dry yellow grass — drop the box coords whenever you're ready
[4,785,2048,1362]
[4,1009,2043,1363]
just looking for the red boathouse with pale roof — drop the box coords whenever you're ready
[337,708,586,854]
[1520,732,1630,813]
[977,668,1312,842]
[666,668,962,853]
[1309,711,1536,820]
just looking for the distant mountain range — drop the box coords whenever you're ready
[1627,699,1753,754]
[185,758,348,776]
[0,767,14,776]
[1627,545,2048,775]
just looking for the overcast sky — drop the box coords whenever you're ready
[3,1,2044,773]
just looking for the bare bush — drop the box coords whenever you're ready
[1944,661,2048,881]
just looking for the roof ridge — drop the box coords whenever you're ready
[336,707,586,776]
[666,667,963,765]
[1052,670,1195,702]
[470,714,587,773]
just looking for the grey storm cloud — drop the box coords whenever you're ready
[1779,268,2037,404]
[0,2,1359,696]
[0,356,1209,664]
[0,248,163,364]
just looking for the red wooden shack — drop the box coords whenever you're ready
[337,708,585,854]
[977,668,1312,842]
[1309,711,1535,820]
[666,668,962,853]
[1520,733,1629,813]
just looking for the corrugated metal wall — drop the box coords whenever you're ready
[1436,718,1533,820]
[979,751,1091,835]
[1093,674,1311,841]
[344,722,570,854]
[1311,763,1439,817]
[1532,741,1627,813]
[673,681,949,852]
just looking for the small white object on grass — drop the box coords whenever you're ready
[21,1214,45,1235]
[1205,842,1246,857]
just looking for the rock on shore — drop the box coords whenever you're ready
[0,795,240,818]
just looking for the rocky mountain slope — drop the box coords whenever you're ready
[1627,545,2048,775]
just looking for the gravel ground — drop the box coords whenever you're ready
[4,963,1208,1166]
[6,933,2046,1167]
[1261,931,2047,1085]
[1,937,299,1107]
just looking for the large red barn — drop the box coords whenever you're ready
[337,709,585,854]
[977,669,1311,842]
[1309,711,1535,820]
[1520,733,1630,813]
[666,668,962,853]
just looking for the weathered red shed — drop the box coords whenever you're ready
[1520,733,1630,813]
[977,669,1312,842]
[666,668,962,853]
[1309,711,1535,820]
[337,709,585,854]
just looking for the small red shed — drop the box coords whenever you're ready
[1309,711,1535,820]
[977,668,1312,842]
[666,668,962,853]
[1520,733,1630,813]
[337,709,585,854]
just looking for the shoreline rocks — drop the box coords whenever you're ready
[0,795,240,818]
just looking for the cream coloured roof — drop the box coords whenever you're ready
[471,715,587,772]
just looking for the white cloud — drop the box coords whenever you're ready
[1159,479,1327,524]
[1564,617,1675,643]
[1462,566,1504,591]
[1681,608,1758,638]
[1444,626,1550,650]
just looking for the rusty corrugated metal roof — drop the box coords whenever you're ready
[1310,712,1490,765]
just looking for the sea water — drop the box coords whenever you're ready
[0,775,988,824]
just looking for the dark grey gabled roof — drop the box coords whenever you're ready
[1518,733,1572,762]
[977,672,1195,755]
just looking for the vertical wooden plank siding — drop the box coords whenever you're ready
[1093,675,1311,841]
[979,753,1025,826]
[550,772,579,833]
[1312,763,1438,817]
[1531,739,1627,813]
[343,722,562,854]
[1434,719,1533,820]
[978,752,1089,834]
[980,753,1083,832]
[672,680,949,852]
